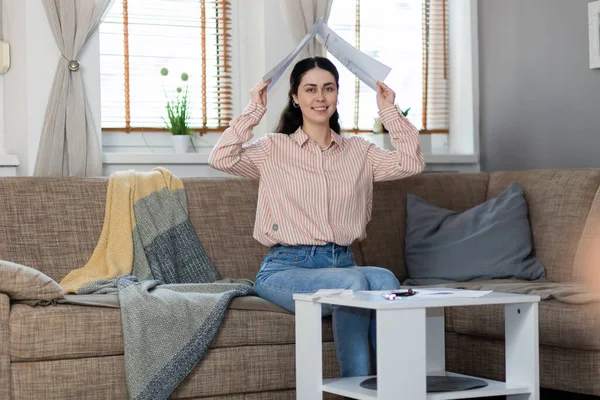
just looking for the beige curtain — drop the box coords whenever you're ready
[34,0,114,177]
[278,0,334,59]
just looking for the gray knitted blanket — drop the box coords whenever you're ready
[80,175,254,400]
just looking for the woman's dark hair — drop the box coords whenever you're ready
[274,56,342,135]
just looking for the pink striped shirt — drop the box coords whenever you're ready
[209,102,425,247]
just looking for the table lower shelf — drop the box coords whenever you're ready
[322,372,533,400]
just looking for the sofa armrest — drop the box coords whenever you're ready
[0,293,10,399]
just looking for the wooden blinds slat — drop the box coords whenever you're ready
[216,0,232,127]
[422,0,449,132]
[122,0,131,133]
[353,0,360,131]
[442,0,447,80]
[200,0,207,128]
[422,0,430,132]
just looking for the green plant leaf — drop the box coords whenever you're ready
[163,85,192,136]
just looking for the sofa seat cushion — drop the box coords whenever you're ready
[451,299,600,350]
[9,296,334,361]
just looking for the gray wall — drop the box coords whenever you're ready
[479,0,600,172]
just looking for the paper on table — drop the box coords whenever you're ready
[263,19,391,92]
[412,289,493,298]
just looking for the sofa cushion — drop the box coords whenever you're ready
[58,290,293,312]
[404,182,546,285]
[10,344,340,400]
[0,178,108,283]
[183,178,270,282]
[450,299,600,351]
[488,170,600,283]
[359,173,490,282]
[573,180,600,288]
[0,260,64,301]
[9,297,334,361]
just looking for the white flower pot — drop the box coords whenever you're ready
[172,135,190,153]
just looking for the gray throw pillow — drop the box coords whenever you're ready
[404,182,546,286]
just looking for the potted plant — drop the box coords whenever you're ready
[370,107,411,150]
[161,67,192,153]
[372,106,411,133]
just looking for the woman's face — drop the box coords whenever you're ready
[292,67,338,127]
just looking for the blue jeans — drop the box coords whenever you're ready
[254,243,400,377]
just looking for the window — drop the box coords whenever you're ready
[328,0,449,134]
[100,0,232,133]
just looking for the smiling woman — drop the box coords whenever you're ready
[208,55,425,379]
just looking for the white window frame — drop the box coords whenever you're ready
[448,0,479,157]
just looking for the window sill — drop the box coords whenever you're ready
[424,154,478,165]
[0,154,19,167]
[102,152,478,166]
[102,152,211,165]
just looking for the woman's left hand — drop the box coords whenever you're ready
[376,81,396,111]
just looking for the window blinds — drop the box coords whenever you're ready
[100,0,232,133]
[328,0,449,133]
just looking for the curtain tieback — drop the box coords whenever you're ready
[68,60,80,71]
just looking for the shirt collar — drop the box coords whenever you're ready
[291,127,342,149]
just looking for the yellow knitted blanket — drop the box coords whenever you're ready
[59,168,184,294]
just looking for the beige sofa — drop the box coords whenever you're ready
[1,169,600,399]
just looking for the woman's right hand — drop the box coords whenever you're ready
[249,79,271,107]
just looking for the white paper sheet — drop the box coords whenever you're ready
[411,289,493,298]
[263,23,319,92]
[314,20,391,91]
[263,19,391,92]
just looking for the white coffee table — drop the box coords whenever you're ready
[293,289,540,400]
